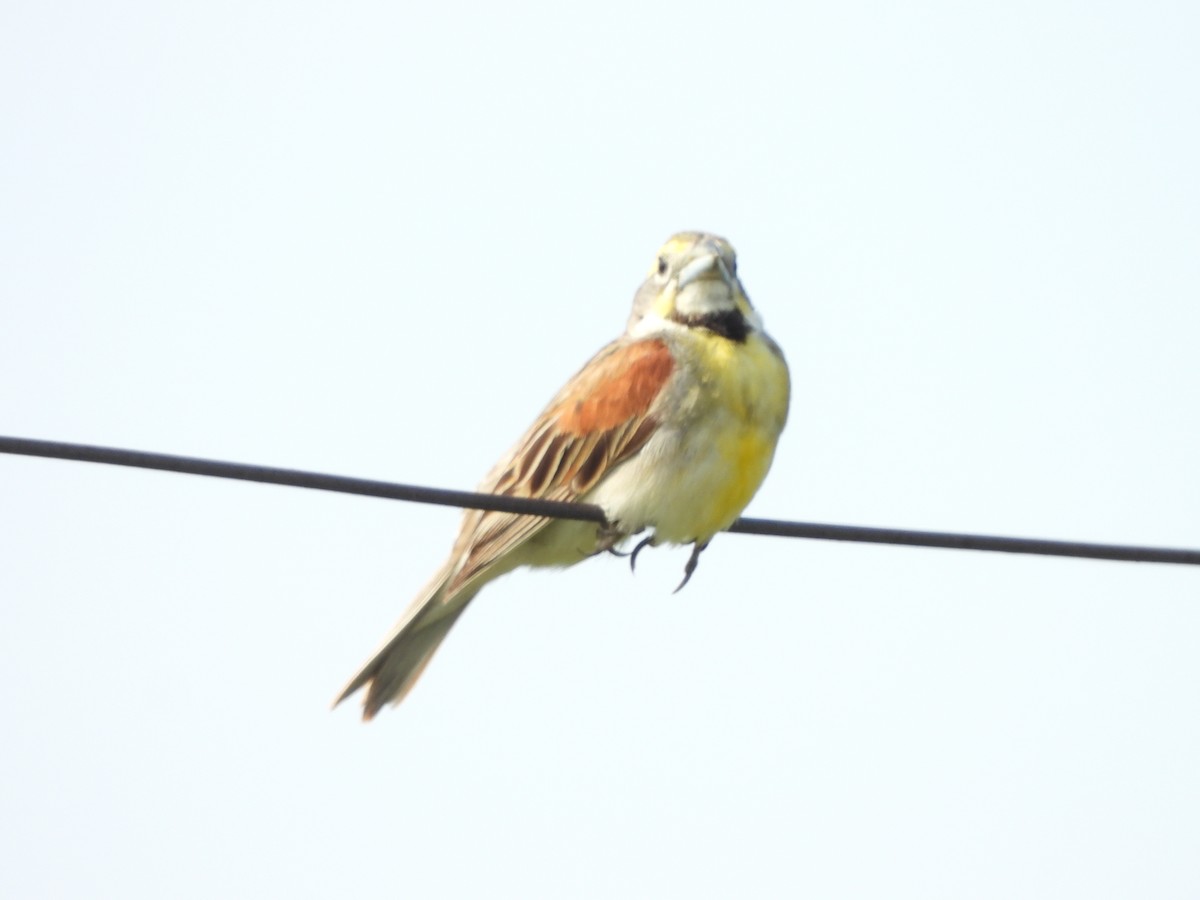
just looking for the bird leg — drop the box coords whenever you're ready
[594,521,631,557]
[673,540,710,593]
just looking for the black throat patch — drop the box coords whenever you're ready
[675,309,749,343]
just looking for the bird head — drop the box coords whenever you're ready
[626,232,760,342]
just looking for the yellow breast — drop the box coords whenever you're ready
[685,331,790,537]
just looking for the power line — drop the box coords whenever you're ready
[2,435,1198,567]
[0,435,598,521]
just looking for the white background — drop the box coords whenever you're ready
[2,2,1198,897]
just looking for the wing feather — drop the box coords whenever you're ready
[446,338,675,591]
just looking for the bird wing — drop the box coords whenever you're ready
[446,336,676,591]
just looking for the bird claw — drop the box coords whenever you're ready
[598,528,705,591]
[672,540,709,593]
[629,536,656,572]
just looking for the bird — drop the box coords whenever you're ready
[336,232,790,719]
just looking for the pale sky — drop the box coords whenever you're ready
[2,2,1199,898]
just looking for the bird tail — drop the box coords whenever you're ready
[334,565,478,720]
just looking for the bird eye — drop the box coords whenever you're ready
[656,256,668,276]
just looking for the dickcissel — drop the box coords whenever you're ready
[337,232,790,718]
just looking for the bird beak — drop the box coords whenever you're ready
[677,252,735,290]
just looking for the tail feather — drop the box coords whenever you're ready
[335,568,477,720]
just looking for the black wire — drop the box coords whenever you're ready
[727,517,1200,564]
[0,435,603,522]
[2,435,1198,566]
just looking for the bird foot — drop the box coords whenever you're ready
[594,522,630,557]
[629,536,657,572]
[672,540,710,593]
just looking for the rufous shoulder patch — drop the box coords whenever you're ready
[554,339,674,434]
